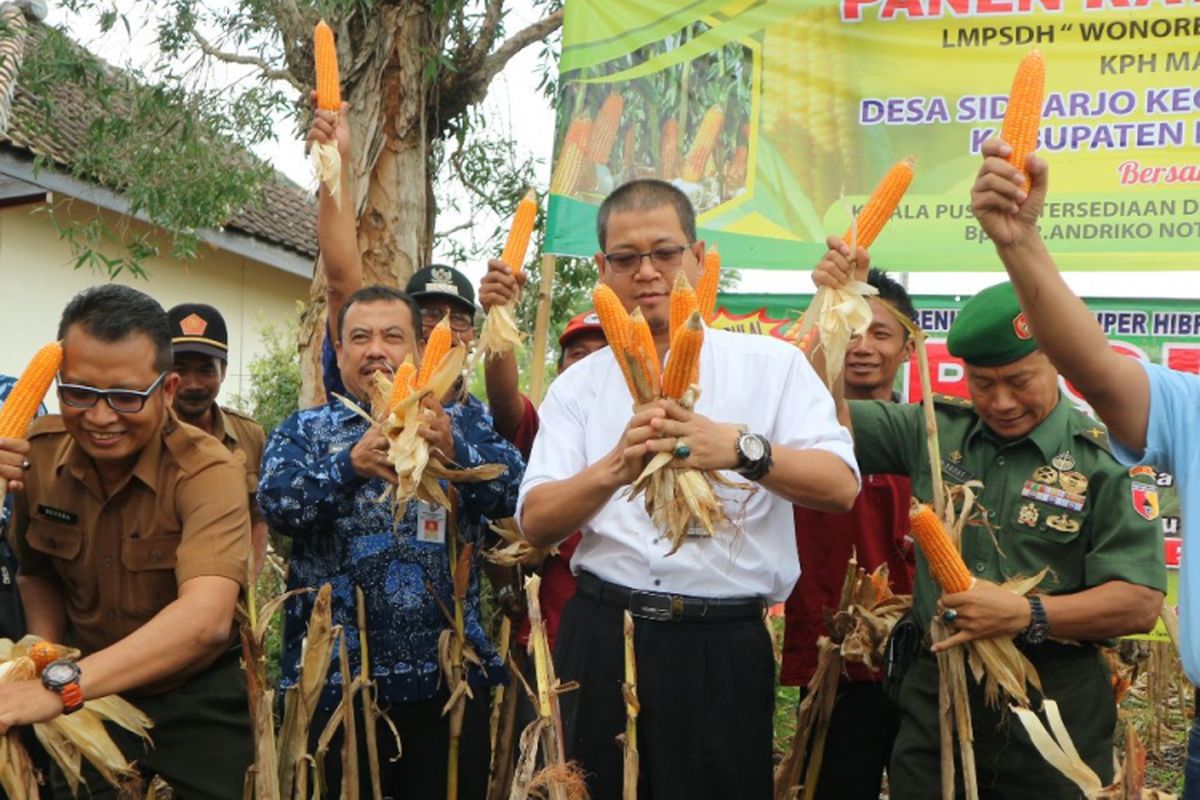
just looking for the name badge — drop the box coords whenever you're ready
[37,505,78,525]
[417,502,447,545]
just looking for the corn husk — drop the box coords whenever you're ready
[341,346,506,517]
[479,303,524,360]
[1011,700,1102,796]
[628,385,743,554]
[0,637,152,797]
[485,518,555,569]
[786,281,877,393]
[311,140,342,209]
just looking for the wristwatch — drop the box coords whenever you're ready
[40,659,84,715]
[1022,595,1050,645]
[735,433,773,482]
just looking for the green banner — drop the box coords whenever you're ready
[717,291,1193,639]
[548,0,1200,271]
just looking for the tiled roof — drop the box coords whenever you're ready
[0,19,317,260]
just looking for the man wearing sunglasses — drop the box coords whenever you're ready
[0,285,254,796]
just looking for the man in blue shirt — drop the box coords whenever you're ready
[970,138,1199,795]
[258,285,524,797]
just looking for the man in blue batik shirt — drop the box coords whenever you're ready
[258,286,524,798]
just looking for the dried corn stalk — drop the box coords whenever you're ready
[0,637,152,796]
[773,558,912,800]
[619,612,638,800]
[275,584,335,799]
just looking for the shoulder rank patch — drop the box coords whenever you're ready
[933,393,973,409]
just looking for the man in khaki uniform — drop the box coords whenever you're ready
[167,302,268,573]
[0,285,253,798]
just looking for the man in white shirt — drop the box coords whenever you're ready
[518,180,860,800]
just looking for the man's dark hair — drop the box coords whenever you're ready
[867,268,918,335]
[58,285,173,372]
[337,285,423,341]
[596,179,697,250]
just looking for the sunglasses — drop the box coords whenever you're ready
[57,371,168,414]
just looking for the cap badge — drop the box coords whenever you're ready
[179,313,208,337]
[1013,312,1033,341]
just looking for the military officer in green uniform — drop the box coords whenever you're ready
[812,242,1167,799]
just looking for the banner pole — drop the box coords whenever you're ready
[530,254,557,406]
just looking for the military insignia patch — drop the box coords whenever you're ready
[1131,481,1159,521]
[1058,471,1089,495]
[949,450,963,464]
[1013,312,1033,341]
[1018,502,1040,527]
[1032,466,1059,484]
[1046,514,1081,533]
[1051,451,1076,472]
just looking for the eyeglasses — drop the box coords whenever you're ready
[57,371,168,414]
[603,244,692,274]
[421,308,474,333]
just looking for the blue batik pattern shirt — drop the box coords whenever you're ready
[258,393,524,710]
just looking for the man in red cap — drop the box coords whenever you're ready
[478,257,607,643]
[167,303,268,574]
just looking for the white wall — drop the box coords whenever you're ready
[0,197,311,410]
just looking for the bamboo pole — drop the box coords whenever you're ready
[356,588,383,800]
[529,253,557,406]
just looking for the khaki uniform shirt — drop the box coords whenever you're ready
[9,412,251,658]
[850,395,1167,631]
[210,405,265,526]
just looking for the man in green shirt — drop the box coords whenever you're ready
[812,243,1167,798]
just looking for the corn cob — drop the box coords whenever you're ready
[388,358,417,412]
[550,115,593,196]
[593,284,638,398]
[0,342,61,439]
[681,106,725,182]
[313,21,340,112]
[660,119,679,181]
[697,244,720,324]
[500,189,537,274]
[662,312,703,399]
[415,315,452,391]
[628,308,661,397]
[621,125,636,172]
[726,144,748,189]
[669,272,699,344]
[909,504,973,594]
[1001,50,1045,184]
[843,157,915,250]
[586,93,625,165]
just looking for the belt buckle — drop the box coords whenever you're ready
[630,590,685,622]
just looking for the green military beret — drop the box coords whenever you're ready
[946,282,1038,366]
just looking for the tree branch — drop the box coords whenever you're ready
[191,28,304,92]
[437,9,562,127]
[465,0,505,73]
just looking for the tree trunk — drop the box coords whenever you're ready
[297,6,434,408]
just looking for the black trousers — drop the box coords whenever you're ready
[309,684,492,799]
[798,680,899,800]
[554,592,775,800]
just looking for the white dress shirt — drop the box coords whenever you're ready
[517,327,859,603]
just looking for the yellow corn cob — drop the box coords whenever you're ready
[550,115,593,196]
[669,272,698,344]
[313,21,340,112]
[909,504,973,594]
[681,107,725,182]
[0,342,62,439]
[1001,50,1045,184]
[660,119,679,181]
[586,93,625,165]
[621,125,636,171]
[628,308,661,396]
[592,284,637,397]
[500,189,537,275]
[726,144,748,189]
[662,312,703,399]
[415,316,452,390]
[843,157,915,250]
[388,358,417,411]
[697,244,720,324]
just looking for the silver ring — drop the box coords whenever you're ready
[673,440,691,459]
[21,459,30,471]
[941,608,959,625]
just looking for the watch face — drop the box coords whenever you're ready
[43,661,78,686]
[740,434,766,462]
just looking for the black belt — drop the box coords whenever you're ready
[575,571,766,623]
